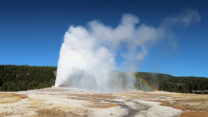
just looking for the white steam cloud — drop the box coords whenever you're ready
[55,9,200,92]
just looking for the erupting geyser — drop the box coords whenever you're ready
[55,11,200,92]
[55,14,161,92]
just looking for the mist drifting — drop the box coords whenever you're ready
[55,11,200,92]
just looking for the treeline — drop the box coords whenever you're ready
[0,65,56,91]
[0,65,208,93]
[135,72,208,93]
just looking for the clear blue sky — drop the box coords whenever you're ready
[0,0,208,77]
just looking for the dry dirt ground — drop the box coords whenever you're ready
[0,87,207,117]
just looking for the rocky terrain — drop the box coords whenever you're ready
[0,87,208,117]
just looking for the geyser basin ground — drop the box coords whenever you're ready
[0,87,208,117]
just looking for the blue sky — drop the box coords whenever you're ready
[0,0,208,77]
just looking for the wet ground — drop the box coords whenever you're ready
[0,87,207,117]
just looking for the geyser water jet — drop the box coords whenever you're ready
[55,14,161,92]
[55,11,200,92]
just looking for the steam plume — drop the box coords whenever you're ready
[55,10,200,92]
